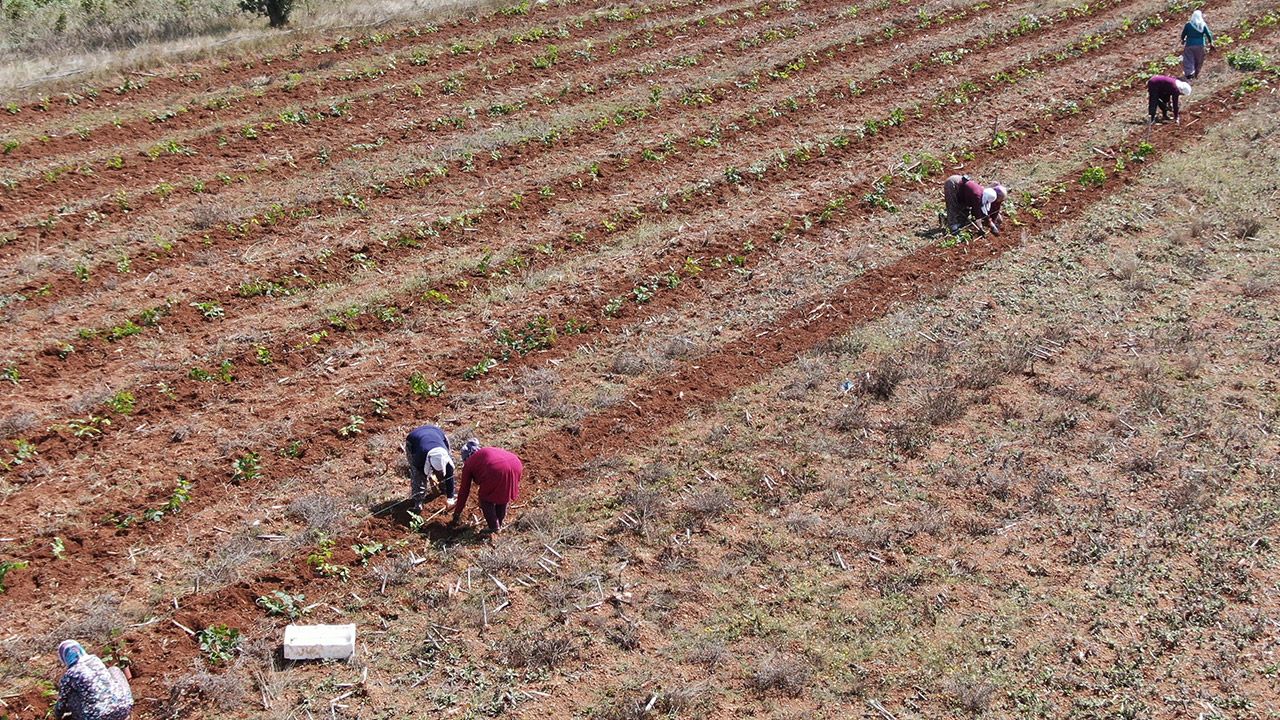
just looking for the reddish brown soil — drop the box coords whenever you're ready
[1,0,1275,716]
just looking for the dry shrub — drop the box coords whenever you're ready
[831,399,869,431]
[950,678,996,714]
[368,554,418,589]
[918,387,966,426]
[1236,216,1263,240]
[167,662,248,714]
[980,472,1013,502]
[51,594,124,646]
[749,652,810,696]
[683,487,733,519]
[1240,274,1275,299]
[286,494,347,536]
[1109,252,1139,280]
[662,335,695,359]
[478,537,537,574]
[783,510,821,534]
[498,628,577,670]
[611,351,648,376]
[621,483,667,535]
[594,685,709,720]
[686,639,729,670]
[882,420,930,457]
[519,368,584,420]
[606,620,641,650]
[779,357,826,399]
[857,357,907,400]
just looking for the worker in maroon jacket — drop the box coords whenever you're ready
[1147,75,1191,124]
[943,175,1007,235]
[451,439,522,533]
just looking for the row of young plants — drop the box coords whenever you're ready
[0,0,1101,375]
[0,0,902,242]
[0,0,694,133]
[0,0,823,191]
[1,0,1226,523]
[0,0,1172,420]
[85,56,1279,670]
[6,57,1266,619]
[0,0,1038,311]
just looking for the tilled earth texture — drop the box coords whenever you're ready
[1,0,1278,717]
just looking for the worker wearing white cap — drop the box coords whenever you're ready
[405,425,456,512]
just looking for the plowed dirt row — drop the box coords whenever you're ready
[0,0,706,133]
[0,0,992,288]
[0,0,895,218]
[0,0,1142,367]
[8,71,1263,720]
[5,18,1264,638]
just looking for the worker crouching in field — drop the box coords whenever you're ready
[405,424,456,513]
[54,640,133,720]
[1147,75,1192,124]
[451,439,522,534]
[943,175,1007,236]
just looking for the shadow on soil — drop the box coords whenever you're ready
[368,498,488,544]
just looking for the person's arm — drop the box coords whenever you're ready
[1205,26,1213,48]
[451,463,472,522]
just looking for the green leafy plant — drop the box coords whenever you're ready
[338,415,365,437]
[1226,47,1269,70]
[0,366,17,385]
[196,624,241,664]
[0,559,28,592]
[256,590,309,619]
[463,357,498,380]
[307,536,350,581]
[351,541,385,564]
[191,301,224,319]
[105,390,136,414]
[51,536,65,559]
[66,415,111,438]
[409,372,445,397]
[255,345,273,365]
[233,452,261,482]
[1078,166,1107,187]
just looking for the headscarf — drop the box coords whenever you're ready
[1175,80,1192,96]
[1189,9,1206,32]
[460,439,481,462]
[981,184,1006,216]
[58,640,84,667]
[426,447,453,477]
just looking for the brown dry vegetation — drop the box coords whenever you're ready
[1,0,1279,717]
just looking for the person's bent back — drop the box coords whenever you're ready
[451,440,522,533]
[55,640,133,720]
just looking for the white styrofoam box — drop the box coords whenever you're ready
[283,624,356,661]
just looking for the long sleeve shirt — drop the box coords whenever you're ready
[406,425,449,472]
[1148,75,1182,117]
[455,447,522,512]
[1181,22,1213,46]
[56,655,132,720]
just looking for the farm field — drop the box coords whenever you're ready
[0,0,1278,716]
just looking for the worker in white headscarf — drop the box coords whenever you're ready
[943,175,1008,235]
[1180,10,1214,79]
[1147,75,1192,124]
[404,425,456,512]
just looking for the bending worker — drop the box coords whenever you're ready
[943,174,1007,236]
[451,439,522,533]
[1147,75,1191,124]
[54,640,133,720]
[405,424,456,513]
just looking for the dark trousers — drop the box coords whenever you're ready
[480,501,508,531]
[406,447,453,503]
[1148,91,1172,120]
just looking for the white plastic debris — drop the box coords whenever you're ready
[283,623,356,661]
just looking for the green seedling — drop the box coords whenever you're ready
[196,624,241,664]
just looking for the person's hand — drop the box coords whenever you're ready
[1175,116,1181,125]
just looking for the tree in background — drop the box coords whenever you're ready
[239,0,293,28]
